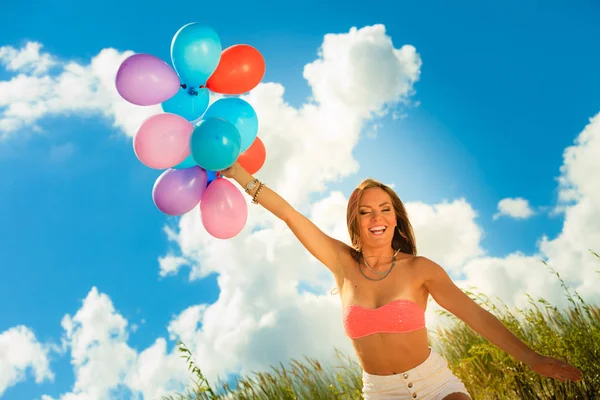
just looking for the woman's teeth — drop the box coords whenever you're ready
[369,226,386,236]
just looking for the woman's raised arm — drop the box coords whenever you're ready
[221,162,349,275]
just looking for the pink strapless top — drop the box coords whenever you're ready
[343,299,426,339]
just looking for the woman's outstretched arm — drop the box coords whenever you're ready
[419,256,583,383]
[220,162,350,276]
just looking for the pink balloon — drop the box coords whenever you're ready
[200,178,248,239]
[116,53,180,106]
[133,113,193,169]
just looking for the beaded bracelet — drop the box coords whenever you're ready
[252,182,265,204]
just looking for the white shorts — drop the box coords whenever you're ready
[362,348,471,399]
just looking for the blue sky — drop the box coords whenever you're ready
[1,1,599,399]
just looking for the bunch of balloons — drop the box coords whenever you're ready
[115,22,267,239]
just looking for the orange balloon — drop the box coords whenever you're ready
[238,137,266,175]
[206,45,266,95]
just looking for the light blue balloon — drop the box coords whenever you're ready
[170,23,222,88]
[203,97,258,152]
[172,154,198,169]
[190,118,241,171]
[161,87,210,121]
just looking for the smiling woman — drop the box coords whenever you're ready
[219,161,583,400]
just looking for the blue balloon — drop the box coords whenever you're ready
[203,98,258,152]
[161,86,210,121]
[170,23,222,88]
[172,154,198,169]
[190,118,241,171]
[206,170,218,185]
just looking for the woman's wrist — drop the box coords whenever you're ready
[230,163,253,185]
[523,350,542,368]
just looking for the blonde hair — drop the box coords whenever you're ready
[346,178,417,259]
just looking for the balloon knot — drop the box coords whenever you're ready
[180,84,187,89]
[188,88,198,96]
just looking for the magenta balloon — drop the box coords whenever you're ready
[133,113,193,169]
[116,53,180,106]
[200,178,248,239]
[152,167,208,216]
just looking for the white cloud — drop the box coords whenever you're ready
[0,42,161,140]
[47,287,189,400]
[0,325,54,397]
[0,41,56,75]
[456,113,600,312]
[417,115,600,325]
[58,287,137,399]
[538,112,600,300]
[126,337,188,400]
[303,25,421,119]
[493,197,535,220]
[158,254,189,278]
[407,198,485,272]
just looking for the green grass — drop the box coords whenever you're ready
[164,251,600,400]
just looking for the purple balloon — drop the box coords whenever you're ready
[152,167,208,216]
[116,53,180,106]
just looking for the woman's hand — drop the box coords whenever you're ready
[219,162,241,179]
[528,354,583,383]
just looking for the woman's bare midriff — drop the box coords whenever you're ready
[352,328,431,375]
[335,250,432,376]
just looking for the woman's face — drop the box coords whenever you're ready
[358,187,397,249]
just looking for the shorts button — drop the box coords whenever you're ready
[403,373,409,379]
[412,394,417,398]
[408,382,413,388]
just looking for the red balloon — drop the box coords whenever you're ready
[238,137,266,175]
[206,45,266,95]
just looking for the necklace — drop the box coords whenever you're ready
[358,249,401,281]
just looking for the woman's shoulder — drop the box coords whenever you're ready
[408,256,450,283]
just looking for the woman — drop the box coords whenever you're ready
[220,161,582,400]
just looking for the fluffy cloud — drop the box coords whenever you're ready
[0,41,56,75]
[0,325,54,397]
[538,112,600,301]
[493,197,535,220]
[407,199,485,272]
[458,113,600,311]
[58,287,138,399]
[0,42,160,139]
[43,287,189,400]
[303,25,421,119]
